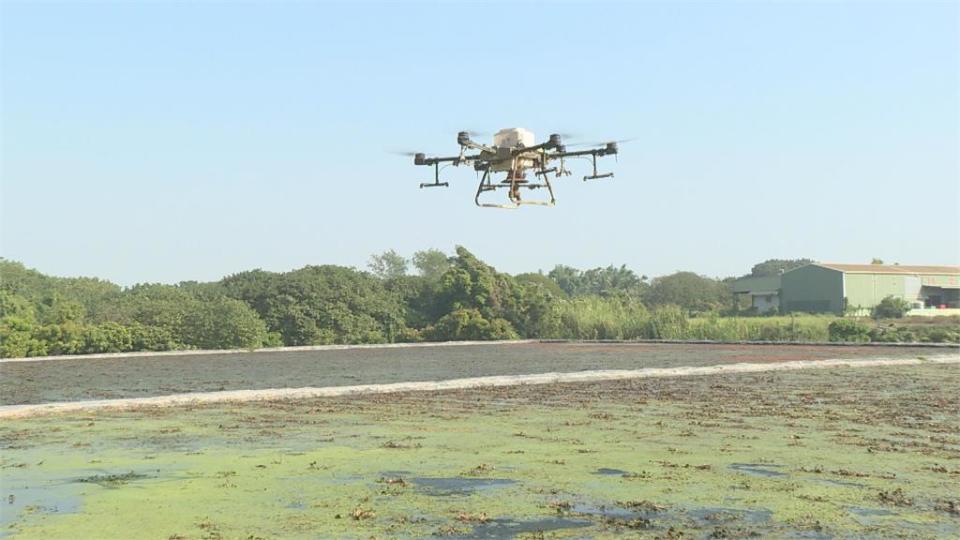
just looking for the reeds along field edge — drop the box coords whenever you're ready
[542,297,959,343]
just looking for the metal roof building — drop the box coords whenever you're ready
[780,263,960,315]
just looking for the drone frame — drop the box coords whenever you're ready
[414,132,617,208]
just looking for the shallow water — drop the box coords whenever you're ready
[411,477,516,497]
[728,462,788,478]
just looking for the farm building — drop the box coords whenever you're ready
[732,275,782,314]
[780,263,960,315]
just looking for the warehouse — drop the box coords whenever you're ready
[780,263,960,315]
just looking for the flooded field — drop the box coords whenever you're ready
[2,354,958,538]
[1,342,953,405]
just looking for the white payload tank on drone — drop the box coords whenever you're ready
[490,128,536,173]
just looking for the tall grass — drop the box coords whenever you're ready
[685,315,831,342]
[546,296,834,342]
[547,296,651,340]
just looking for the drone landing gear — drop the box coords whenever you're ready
[583,153,614,181]
[419,162,449,189]
[473,168,556,208]
[474,168,517,209]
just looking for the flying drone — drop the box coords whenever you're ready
[408,128,620,208]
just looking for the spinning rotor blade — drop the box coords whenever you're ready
[459,130,491,138]
[388,150,422,156]
[565,137,637,148]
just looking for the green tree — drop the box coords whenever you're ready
[226,265,406,346]
[412,249,451,281]
[547,265,582,296]
[750,259,813,277]
[0,290,36,322]
[0,316,47,357]
[514,272,566,298]
[382,275,439,329]
[434,247,526,328]
[80,322,133,354]
[41,295,86,325]
[647,272,730,313]
[109,284,269,349]
[547,264,646,298]
[128,323,181,351]
[218,269,281,319]
[368,250,409,280]
[424,308,518,341]
[180,297,269,349]
[35,322,86,355]
[0,259,121,323]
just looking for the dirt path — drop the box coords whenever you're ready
[3,354,956,419]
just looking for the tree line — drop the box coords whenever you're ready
[3,248,779,357]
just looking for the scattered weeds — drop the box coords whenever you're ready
[463,463,494,476]
[377,476,407,486]
[618,500,668,512]
[935,499,959,515]
[878,488,913,507]
[454,511,489,524]
[350,506,375,521]
[381,440,420,449]
[77,471,148,487]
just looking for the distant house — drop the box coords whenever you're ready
[732,276,781,314]
[781,263,960,315]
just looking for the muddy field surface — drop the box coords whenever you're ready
[1,342,953,406]
[2,362,958,539]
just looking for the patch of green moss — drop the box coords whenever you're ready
[2,364,958,538]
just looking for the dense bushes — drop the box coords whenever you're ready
[868,323,959,343]
[423,309,518,341]
[0,320,185,358]
[872,295,911,319]
[221,265,405,345]
[0,263,270,356]
[828,319,871,342]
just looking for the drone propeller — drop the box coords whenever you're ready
[565,137,637,148]
[388,150,422,156]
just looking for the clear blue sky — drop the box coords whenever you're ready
[2,2,957,285]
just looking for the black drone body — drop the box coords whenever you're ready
[412,128,618,208]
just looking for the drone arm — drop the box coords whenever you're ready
[546,145,617,181]
[416,154,483,166]
[415,152,485,188]
[550,149,596,158]
[551,147,616,159]
[461,141,495,153]
[456,131,496,154]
